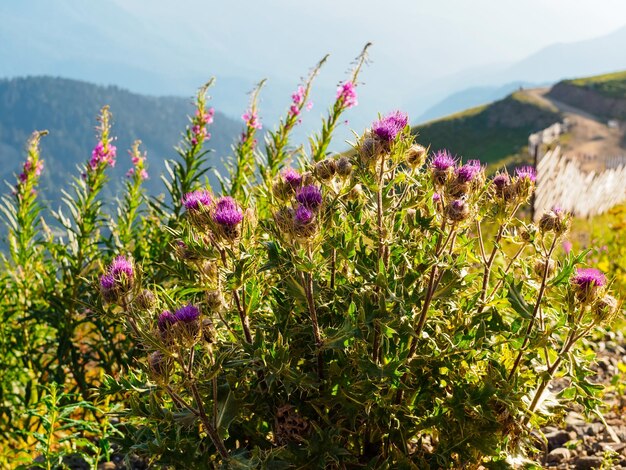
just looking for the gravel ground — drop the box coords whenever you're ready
[537,330,626,469]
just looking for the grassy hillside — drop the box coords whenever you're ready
[0,77,241,205]
[412,91,561,166]
[565,71,626,99]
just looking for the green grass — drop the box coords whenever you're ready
[565,70,626,99]
[413,92,561,166]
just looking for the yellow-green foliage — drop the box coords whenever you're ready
[565,70,626,99]
[568,203,626,293]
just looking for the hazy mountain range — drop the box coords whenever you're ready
[1,1,625,136]
[0,77,240,206]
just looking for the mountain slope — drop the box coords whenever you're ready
[547,71,626,120]
[412,91,561,165]
[0,76,240,205]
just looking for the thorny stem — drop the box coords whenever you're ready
[524,318,593,425]
[302,268,324,382]
[373,152,387,364]
[476,203,522,315]
[190,381,229,460]
[485,242,527,303]
[217,245,252,344]
[508,235,558,381]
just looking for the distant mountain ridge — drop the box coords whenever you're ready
[0,76,240,205]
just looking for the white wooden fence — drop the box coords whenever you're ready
[534,146,626,220]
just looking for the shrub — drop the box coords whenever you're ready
[1,44,622,468]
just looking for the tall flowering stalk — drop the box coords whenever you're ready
[229,80,266,201]
[310,43,371,163]
[263,55,328,182]
[113,140,149,252]
[163,79,216,221]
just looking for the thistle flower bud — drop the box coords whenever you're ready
[158,311,177,333]
[519,224,537,243]
[593,295,618,324]
[273,180,292,201]
[534,259,556,279]
[359,137,380,165]
[406,144,427,168]
[539,207,570,235]
[273,207,295,235]
[492,173,511,197]
[446,199,470,222]
[314,159,337,181]
[571,268,606,304]
[336,156,353,177]
[134,289,156,310]
[149,351,170,380]
[206,290,224,310]
[301,171,316,187]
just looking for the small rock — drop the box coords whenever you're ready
[547,447,571,464]
[547,430,573,450]
[575,456,603,469]
[584,422,605,436]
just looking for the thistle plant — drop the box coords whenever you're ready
[0,46,623,469]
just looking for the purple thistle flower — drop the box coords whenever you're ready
[213,197,243,227]
[295,205,314,225]
[182,190,212,211]
[562,240,573,255]
[99,274,115,291]
[572,268,606,288]
[515,166,536,183]
[336,81,358,109]
[215,196,238,211]
[432,193,441,203]
[108,256,134,280]
[174,304,200,323]
[158,311,177,332]
[282,168,302,188]
[431,150,457,171]
[372,110,409,142]
[456,159,483,183]
[296,185,322,210]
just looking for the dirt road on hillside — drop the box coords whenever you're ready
[524,88,625,169]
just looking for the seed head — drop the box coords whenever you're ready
[593,295,619,324]
[336,156,353,177]
[406,144,427,168]
[446,199,470,222]
[314,159,337,181]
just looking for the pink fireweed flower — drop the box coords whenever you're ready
[182,190,212,211]
[306,101,314,111]
[515,166,536,183]
[90,141,117,169]
[174,304,200,323]
[431,150,457,171]
[336,81,358,109]
[456,159,483,183]
[562,239,573,254]
[296,185,322,210]
[282,168,302,188]
[242,110,262,130]
[18,159,44,184]
[372,110,409,142]
[196,108,215,125]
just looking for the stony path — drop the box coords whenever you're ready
[538,331,626,469]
